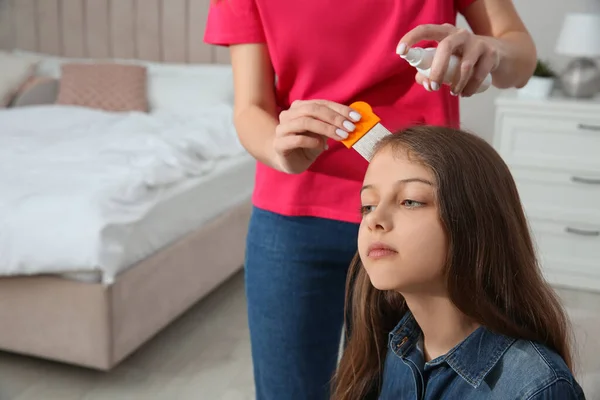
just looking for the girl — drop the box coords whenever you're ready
[333,126,585,399]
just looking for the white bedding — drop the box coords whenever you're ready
[62,154,255,284]
[0,105,249,283]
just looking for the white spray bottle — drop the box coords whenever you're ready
[399,47,492,94]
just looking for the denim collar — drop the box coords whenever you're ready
[388,312,516,388]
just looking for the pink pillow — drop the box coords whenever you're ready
[56,63,148,112]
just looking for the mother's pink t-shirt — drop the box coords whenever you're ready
[205,0,475,224]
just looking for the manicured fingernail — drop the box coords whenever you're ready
[343,120,356,131]
[335,128,349,139]
[451,91,458,96]
[349,111,361,122]
[431,82,440,91]
[396,43,407,55]
[423,81,431,91]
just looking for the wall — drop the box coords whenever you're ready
[457,0,600,143]
[0,0,229,63]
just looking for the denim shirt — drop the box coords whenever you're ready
[379,312,586,399]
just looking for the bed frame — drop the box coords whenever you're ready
[0,0,248,370]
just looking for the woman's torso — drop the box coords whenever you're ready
[207,0,473,223]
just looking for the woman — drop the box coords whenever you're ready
[332,126,584,399]
[204,0,536,398]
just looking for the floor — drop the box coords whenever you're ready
[0,272,254,400]
[0,272,599,400]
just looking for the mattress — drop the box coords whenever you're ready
[0,104,250,282]
[61,153,255,283]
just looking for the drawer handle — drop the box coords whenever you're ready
[571,176,600,185]
[577,123,600,131]
[565,227,600,237]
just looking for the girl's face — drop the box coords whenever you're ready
[358,147,448,294]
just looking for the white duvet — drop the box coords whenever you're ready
[0,105,245,280]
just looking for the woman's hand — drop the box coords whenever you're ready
[397,24,500,97]
[272,99,362,174]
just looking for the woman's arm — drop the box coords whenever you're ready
[230,43,280,168]
[463,0,536,89]
[229,44,360,173]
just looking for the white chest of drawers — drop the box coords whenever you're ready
[494,91,600,292]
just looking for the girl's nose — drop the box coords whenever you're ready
[366,207,392,232]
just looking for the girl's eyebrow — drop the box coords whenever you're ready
[396,177,433,186]
[361,178,433,193]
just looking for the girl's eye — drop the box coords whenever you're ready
[402,199,424,208]
[360,205,376,215]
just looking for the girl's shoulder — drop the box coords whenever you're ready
[494,339,585,399]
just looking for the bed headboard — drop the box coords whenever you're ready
[0,0,229,64]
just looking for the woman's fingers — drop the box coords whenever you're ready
[427,29,470,89]
[273,132,324,154]
[450,59,475,96]
[276,114,348,141]
[460,48,497,97]
[287,100,361,125]
[415,72,432,92]
[279,100,362,140]
[397,23,456,51]
[450,40,484,95]
[306,99,362,123]
[401,23,500,96]
[403,26,471,91]
[272,99,362,172]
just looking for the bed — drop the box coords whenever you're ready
[0,0,252,370]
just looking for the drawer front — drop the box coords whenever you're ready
[529,218,600,281]
[512,167,600,224]
[497,113,600,171]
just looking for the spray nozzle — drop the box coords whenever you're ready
[399,48,423,67]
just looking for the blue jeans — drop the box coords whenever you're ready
[245,206,359,400]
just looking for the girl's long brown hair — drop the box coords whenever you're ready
[332,126,573,400]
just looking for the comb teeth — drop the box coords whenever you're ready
[351,123,393,161]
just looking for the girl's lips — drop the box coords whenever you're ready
[367,242,398,259]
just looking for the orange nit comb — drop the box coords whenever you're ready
[341,101,381,149]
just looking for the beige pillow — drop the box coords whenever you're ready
[0,52,39,107]
[12,77,59,107]
[56,63,148,112]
